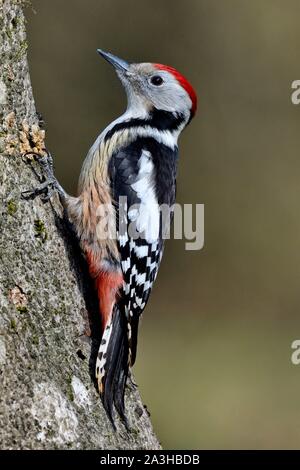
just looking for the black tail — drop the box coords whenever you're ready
[96,305,130,429]
[129,315,140,367]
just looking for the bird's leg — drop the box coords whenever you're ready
[21,150,67,204]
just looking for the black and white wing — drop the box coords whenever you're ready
[109,137,178,365]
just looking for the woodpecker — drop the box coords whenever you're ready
[24,50,197,427]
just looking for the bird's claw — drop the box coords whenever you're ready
[22,149,54,178]
[21,178,56,202]
[21,149,64,203]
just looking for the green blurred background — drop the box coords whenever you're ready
[26,0,300,449]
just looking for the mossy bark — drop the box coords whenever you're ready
[0,0,160,450]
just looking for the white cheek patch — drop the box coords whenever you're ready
[129,150,160,243]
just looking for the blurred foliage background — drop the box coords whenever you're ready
[26,0,300,449]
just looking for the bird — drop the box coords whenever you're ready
[24,50,197,428]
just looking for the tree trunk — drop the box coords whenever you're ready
[0,0,160,450]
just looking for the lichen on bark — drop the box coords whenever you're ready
[0,0,160,450]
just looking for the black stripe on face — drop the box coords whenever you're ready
[104,108,185,142]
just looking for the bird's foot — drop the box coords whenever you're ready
[21,149,65,203]
[21,177,57,202]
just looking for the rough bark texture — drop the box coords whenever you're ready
[0,0,160,450]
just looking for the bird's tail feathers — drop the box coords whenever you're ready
[96,304,130,428]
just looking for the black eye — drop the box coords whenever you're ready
[150,75,164,86]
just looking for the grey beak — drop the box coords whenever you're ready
[97,49,130,72]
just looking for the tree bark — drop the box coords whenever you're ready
[0,0,160,450]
